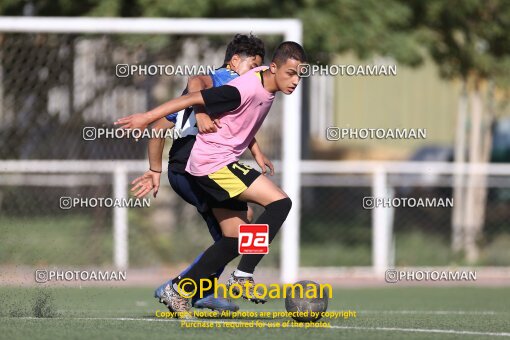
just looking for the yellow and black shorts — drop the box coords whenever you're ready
[194,161,261,209]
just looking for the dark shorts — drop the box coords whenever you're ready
[169,168,248,214]
[194,161,261,208]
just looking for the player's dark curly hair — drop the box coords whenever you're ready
[223,33,265,63]
[272,41,307,66]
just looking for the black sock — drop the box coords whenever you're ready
[174,237,239,293]
[237,197,292,274]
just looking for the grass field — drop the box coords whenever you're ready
[3,215,510,267]
[1,286,509,339]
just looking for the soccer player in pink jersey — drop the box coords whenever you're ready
[116,42,307,314]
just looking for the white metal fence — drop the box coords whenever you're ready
[1,160,508,281]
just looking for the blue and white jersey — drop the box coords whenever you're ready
[165,66,239,138]
[165,66,239,173]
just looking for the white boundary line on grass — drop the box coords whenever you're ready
[4,316,510,337]
[331,325,510,337]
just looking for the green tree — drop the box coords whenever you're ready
[405,0,510,262]
[0,0,424,65]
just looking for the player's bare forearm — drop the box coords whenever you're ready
[188,75,212,92]
[130,117,173,199]
[188,75,220,133]
[148,118,174,171]
[147,75,210,126]
[249,138,260,154]
[195,104,221,133]
[115,91,205,130]
[146,92,204,124]
[249,138,275,176]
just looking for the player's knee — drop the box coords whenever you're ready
[277,197,292,215]
[222,228,239,238]
[266,197,292,218]
[247,206,254,222]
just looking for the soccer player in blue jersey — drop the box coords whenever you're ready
[129,34,271,313]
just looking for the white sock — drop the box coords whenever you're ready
[234,269,253,278]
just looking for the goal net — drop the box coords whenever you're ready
[0,17,303,283]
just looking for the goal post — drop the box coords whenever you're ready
[0,16,303,283]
